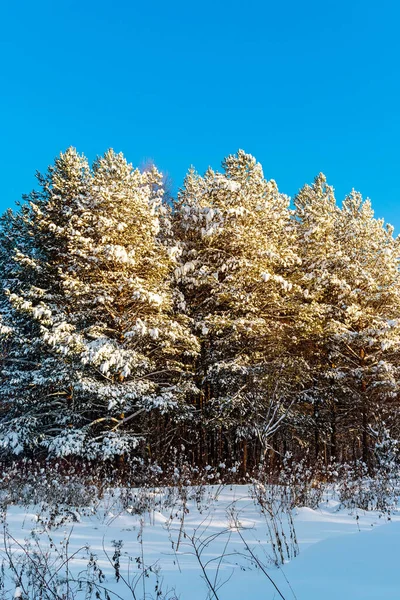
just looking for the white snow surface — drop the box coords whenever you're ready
[2,485,400,599]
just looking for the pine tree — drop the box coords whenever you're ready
[332,191,400,465]
[173,150,306,464]
[0,148,198,459]
[293,176,400,464]
[291,174,343,458]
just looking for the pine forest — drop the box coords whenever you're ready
[1,147,399,479]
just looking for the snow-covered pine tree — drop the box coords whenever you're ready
[291,174,343,458]
[0,148,198,460]
[332,191,400,465]
[173,150,306,465]
[293,175,400,464]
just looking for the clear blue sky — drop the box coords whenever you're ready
[1,0,400,229]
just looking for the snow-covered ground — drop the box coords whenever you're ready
[2,485,400,599]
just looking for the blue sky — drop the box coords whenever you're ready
[1,0,400,229]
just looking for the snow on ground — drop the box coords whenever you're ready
[279,518,400,599]
[2,485,400,599]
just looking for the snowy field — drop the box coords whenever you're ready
[1,485,400,599]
